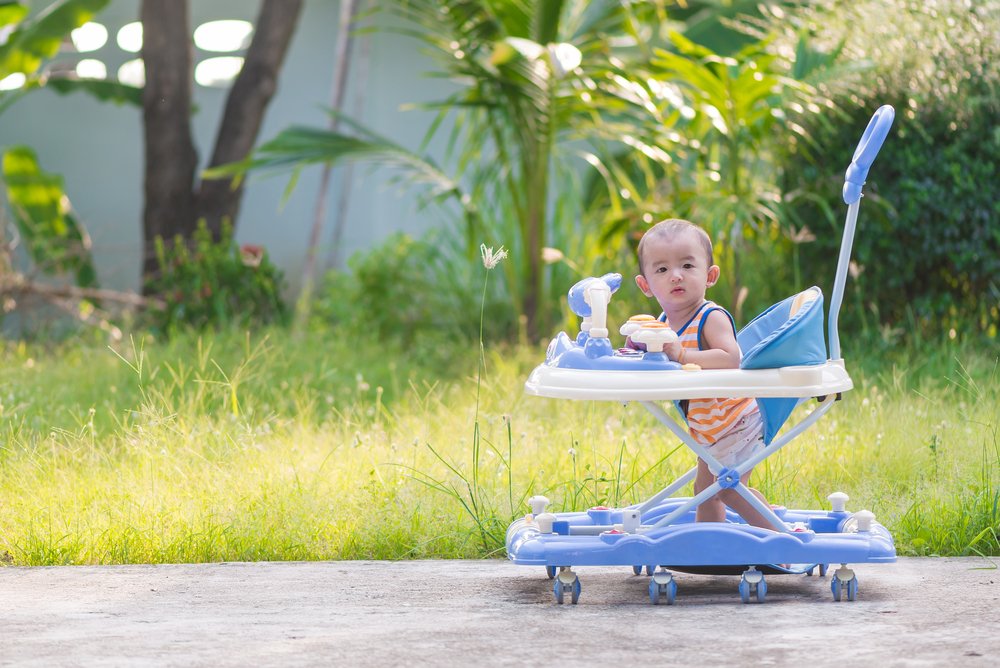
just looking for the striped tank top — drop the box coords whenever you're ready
[666,301,758,444]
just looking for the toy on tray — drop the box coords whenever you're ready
[506,105,897,605]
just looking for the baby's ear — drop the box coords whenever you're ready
[706,264,721,287]
[635,274,652,297]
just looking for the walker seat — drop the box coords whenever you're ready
[506,106,897,605]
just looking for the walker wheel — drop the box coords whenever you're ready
[831,566,857,602]
[645,564,655,576]
[738,578,751,604]
[649,569,677,605]
[545,565,557,579]
[553,570,581,605]
[648,577,677,605]
[739,568,766,604]
[632,565,643,576]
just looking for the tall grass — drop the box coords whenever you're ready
[0,328,997,565]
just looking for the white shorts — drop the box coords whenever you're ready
[702,411,765,474]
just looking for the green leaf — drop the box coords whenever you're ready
[2,145,98,286]
[0,0,110,78]
[44,77,143,106]
[0,2,29,29]
[533,0,564,44]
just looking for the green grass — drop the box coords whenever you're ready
[1,328,997,565]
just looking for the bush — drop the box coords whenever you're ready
[144,222,288,332]
[313,231,515,351]
[774,0,1000,339]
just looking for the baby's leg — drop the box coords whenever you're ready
[694,458,727,522]
[747,486,768,506]
[717,469,778,530]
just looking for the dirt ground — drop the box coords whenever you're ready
[1,557,998,666]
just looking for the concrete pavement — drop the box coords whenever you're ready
[1,557,998,666]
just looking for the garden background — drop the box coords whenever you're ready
[0,0,997,566]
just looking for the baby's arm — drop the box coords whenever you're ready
[663,310,741,369]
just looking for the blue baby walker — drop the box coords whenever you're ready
[505,106,897,604]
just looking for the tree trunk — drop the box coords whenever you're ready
[140,0,198,281]
[196,0,304,240]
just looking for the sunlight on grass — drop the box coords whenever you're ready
[1,330,997,565]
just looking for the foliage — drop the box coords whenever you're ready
[0,0,118,290]
[767,0,1000,339]
[588,31,827,321]
[143,222,288,332]
[1,146,96,287]
[312,230,515,370]
[0,0,106,76]
[0,0,141,110]
[212,1,704,340]
[0,0,141,311]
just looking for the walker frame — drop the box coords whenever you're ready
[505,106,897,605]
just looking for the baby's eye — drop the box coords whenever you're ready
[655,266,667,273]
[683,263,694,269]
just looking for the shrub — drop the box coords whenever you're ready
[144,222,287,332]
[313,231,515,351]
[772,0,1000,339]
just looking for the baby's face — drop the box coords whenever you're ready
[636,230,718,313]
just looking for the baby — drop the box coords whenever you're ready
[632,218,775,529]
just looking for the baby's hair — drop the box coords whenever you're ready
[637,218,713,275]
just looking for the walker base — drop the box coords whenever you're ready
[507,498,894,603]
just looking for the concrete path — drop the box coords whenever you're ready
[2,557,998,667]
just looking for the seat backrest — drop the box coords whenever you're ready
[738,286,826,370]
[737,287,827,444]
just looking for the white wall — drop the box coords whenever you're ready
[0,0,455,293]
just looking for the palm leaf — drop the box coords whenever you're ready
[532,0,564,43]
[205,122,477,227]
[44,77,143,106]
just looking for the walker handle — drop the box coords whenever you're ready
[842,105,895,204]
[829,105,894,360]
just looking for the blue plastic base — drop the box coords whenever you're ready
[507,498,895,569]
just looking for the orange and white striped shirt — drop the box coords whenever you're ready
[667,301,758,444]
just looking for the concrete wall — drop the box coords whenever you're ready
[0,0,455,293]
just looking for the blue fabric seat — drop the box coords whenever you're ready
[737,286,827,444]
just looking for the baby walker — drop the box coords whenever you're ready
[505,106,897,604]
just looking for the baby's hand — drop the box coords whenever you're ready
[625,335,646,351]
[629,323,678,355]
[664,340,683,361]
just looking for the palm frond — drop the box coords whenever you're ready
[205,125,470,211]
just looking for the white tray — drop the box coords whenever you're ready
[524,359,853,401]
